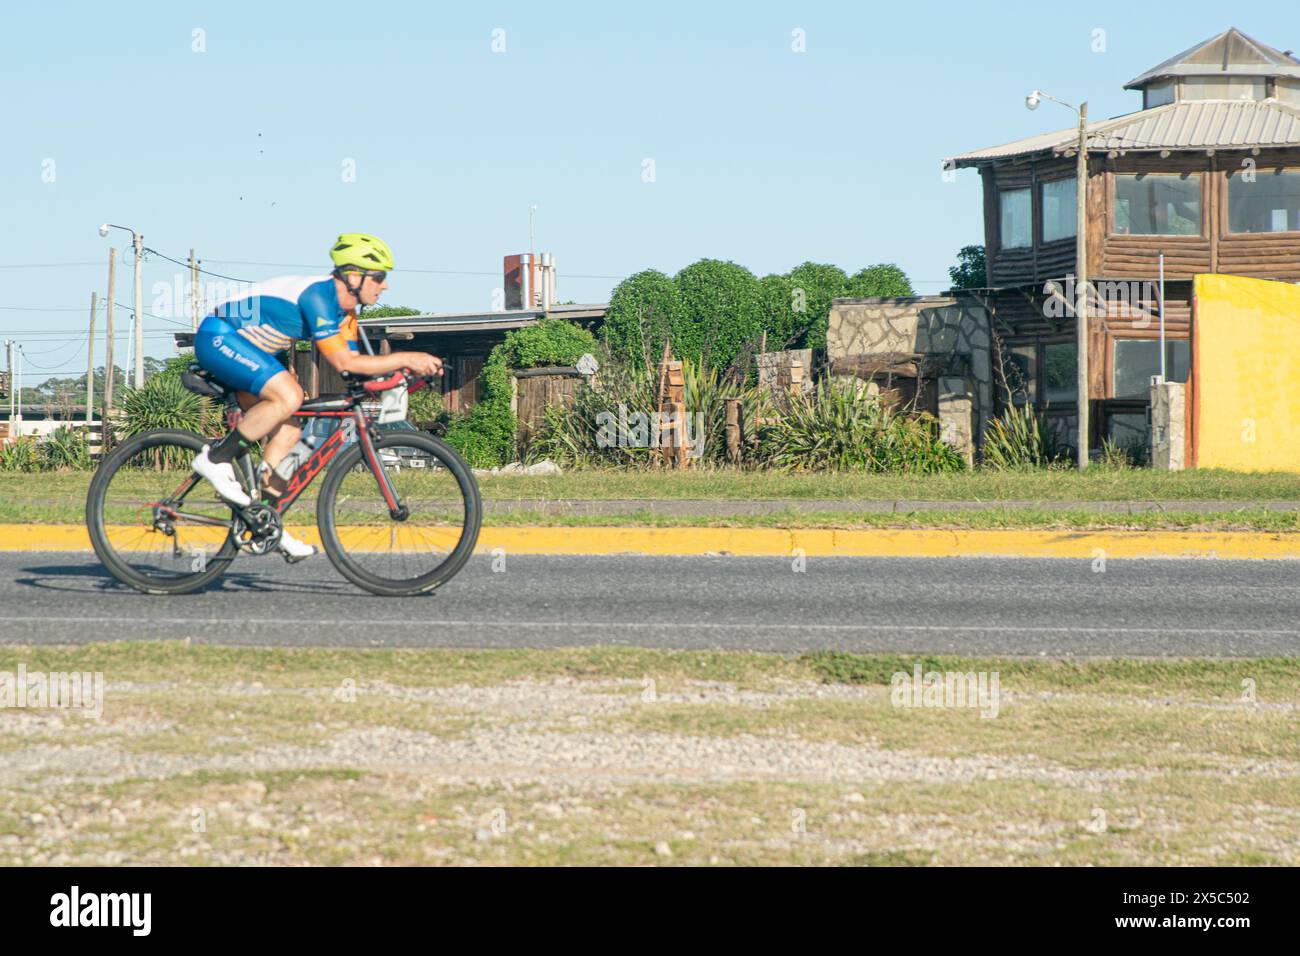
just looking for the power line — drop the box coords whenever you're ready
[17,341,86,371]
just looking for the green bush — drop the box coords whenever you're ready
[119,373,220,441]
[531,352,751,468]
[981,404,1061,469]
[784,262,849,351]
[756,377,964,473]
[673,259,763,370]
[846,263,914,298]
[757,274,804,352]
[602,270,685,371]
[407,383,444,427]
[443,318,599,468]
[0,437,42,472]
[42,426,92,470]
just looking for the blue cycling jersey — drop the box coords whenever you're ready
[208,275,353,354]
[196,274,361,395]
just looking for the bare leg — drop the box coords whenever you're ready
[234,371,303,471]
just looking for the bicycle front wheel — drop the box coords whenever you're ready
[316,431,482,596]
[86,429,240,594]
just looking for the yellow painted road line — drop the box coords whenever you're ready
[4,524,1300,559]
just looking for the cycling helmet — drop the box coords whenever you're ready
[330,233,394,272]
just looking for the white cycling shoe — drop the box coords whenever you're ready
[278,529,318,563]
[193,446,252,507]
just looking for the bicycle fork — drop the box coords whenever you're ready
[356,417,408,521]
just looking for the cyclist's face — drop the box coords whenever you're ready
[359,272,388,306]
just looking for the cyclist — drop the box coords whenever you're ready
[191,233,442,560]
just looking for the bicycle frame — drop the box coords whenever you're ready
[157,394,404,533]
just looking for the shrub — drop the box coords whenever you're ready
[0,437,42,472]
[673,259,763,370]
[602,270,685,371]
[443,318,599,468]
[846,263,914,298]
[755,378,964,473]
[530,351,658,468]
[407,383,444,427]
[757,274,804,352]
[981,404,1061,469]
[42,426,92,470]
[118,373,220,441]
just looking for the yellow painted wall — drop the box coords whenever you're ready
[1195,274,1300,471]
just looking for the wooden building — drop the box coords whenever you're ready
[948,28,1300,454]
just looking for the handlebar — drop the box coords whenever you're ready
[362,371,407,393]
[341,369,439,395]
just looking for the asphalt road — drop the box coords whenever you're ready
[2,551,1299,656]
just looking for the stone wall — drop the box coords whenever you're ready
[756,349,814,400]
[828,295,994,452]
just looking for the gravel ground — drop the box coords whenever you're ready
[3,671,1298,865]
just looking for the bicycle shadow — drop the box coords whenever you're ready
[13,560,353,596]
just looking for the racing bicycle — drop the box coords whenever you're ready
[85,364,482,596]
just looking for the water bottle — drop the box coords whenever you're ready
[274,430,320,482]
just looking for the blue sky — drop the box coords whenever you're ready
[3,1,1297,375]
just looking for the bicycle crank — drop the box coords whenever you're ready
[232,503,283,556]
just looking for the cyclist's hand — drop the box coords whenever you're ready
[403,353,443,378]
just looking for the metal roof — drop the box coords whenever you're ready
[950,99,1300,167]
[1125,28,1300,89]
[361,302,608,336]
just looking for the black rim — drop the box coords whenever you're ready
[90,432,238,588]
[320,433,480,592]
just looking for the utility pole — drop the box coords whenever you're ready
[133,231,144,387]
[105,247,116,433]
[1074,102,1090,471]
[87,292,97,426]
[4,339,12,426]
[190,248,200,332]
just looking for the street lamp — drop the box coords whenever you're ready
[1026,91,1091,470]
[99,223,144,389]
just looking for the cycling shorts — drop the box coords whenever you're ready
[194,316,287,396]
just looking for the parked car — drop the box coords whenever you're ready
[302,417,437,470]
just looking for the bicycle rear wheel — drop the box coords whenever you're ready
[316,431,481,596]
[86,429,241,594]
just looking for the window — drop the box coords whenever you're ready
[1143,80,1175,109]
[1004,346,1036,405]
[1040,178,1077,243]
[1182,77,1265,102]
[1000,188,1031,249]
[1114,173,1201,236]
[1107,412,1149,460]
[1228,168,1300,234]
[1043,342,1077,404]
[1112,339,1189,398]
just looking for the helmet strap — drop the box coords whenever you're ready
[332,267,367,308]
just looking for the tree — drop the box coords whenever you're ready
[784,261,849,351]
[757,273,802,352]
[673,259,763,370]
[601,270,685,370]
[846,263,914,298]
[948,245,987,290]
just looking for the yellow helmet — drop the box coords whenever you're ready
[330,233,394,272]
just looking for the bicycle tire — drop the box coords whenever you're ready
[86,429,240,595]
[316,431,482,596]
